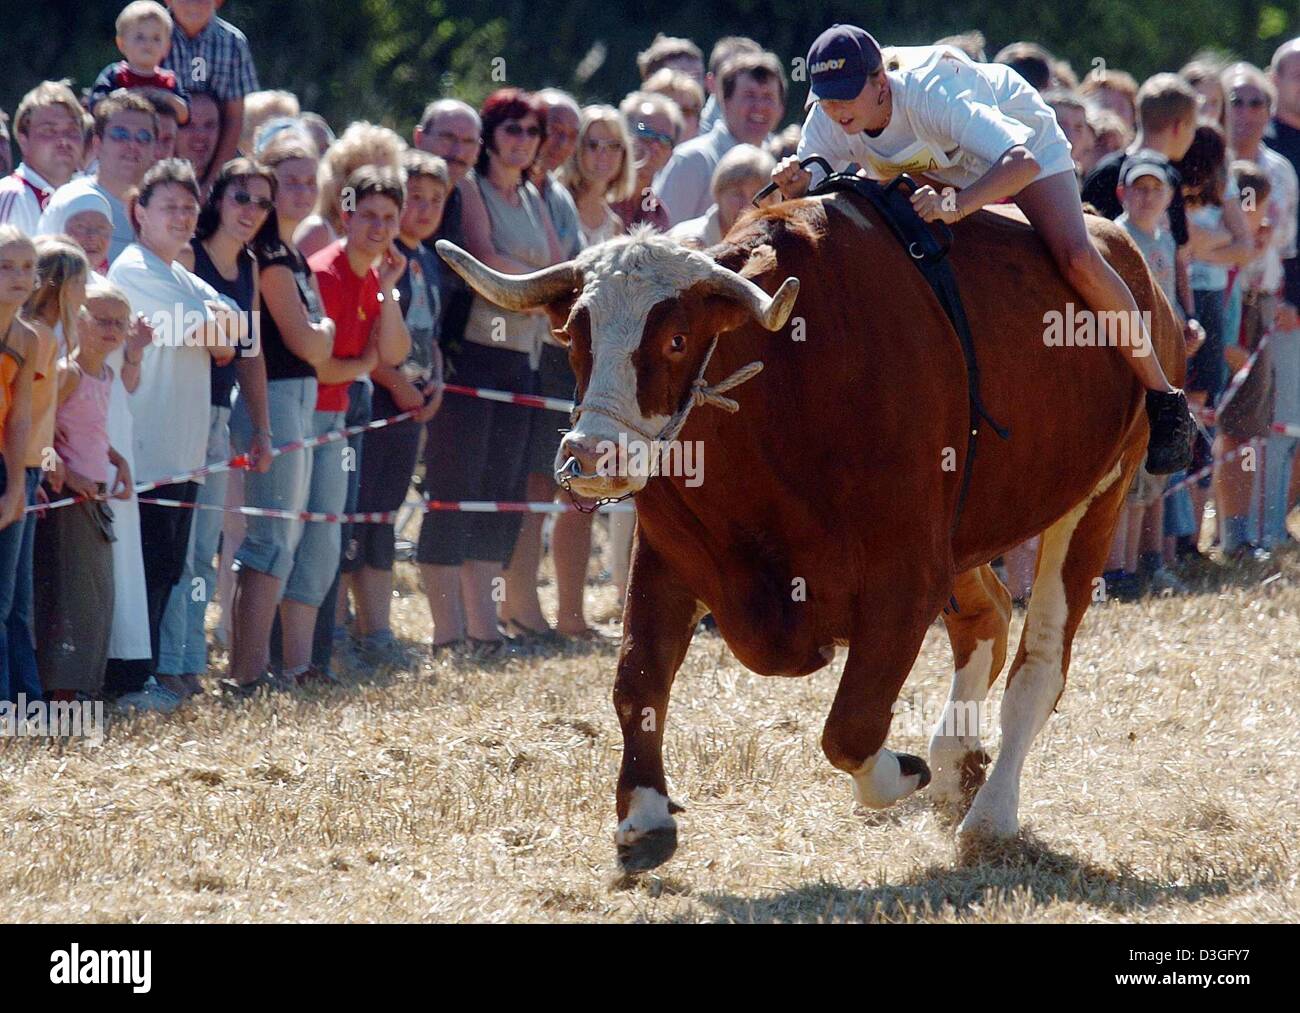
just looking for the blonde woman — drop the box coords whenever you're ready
[295,121,407,258]
[507,106,635,641]
[561,105,636,247]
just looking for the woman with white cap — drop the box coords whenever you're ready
[772,24,1195,474]
[38,188,116,276]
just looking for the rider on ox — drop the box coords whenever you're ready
[772,24,1194,474]
[435,38,1184,873]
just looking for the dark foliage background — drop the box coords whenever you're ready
[2,1,1295,135]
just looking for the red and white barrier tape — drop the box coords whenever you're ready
[134,496,633,522]
[27,382,577,516]
[443,382,573,414]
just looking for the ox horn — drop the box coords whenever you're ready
[700,263,799,332]
[435,240,579,311]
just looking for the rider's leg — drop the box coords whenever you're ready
[1013,169,1191,473]
[1013,169,1177,393]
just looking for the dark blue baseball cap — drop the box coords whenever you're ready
[807,25,884,102]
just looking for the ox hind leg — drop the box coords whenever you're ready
[613,537,701,873]
[822,574,953,810]
[929,564,1013,813]
[959,457,1131,844]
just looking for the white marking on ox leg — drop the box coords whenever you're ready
[928,638,995,807]
[615,787,677,847]
[850,748,924,808]
[960,464,1121,840]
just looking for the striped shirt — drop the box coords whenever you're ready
[162,16,259,103]
[0,164,58,236]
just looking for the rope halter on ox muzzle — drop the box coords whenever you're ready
[557,339,767,511]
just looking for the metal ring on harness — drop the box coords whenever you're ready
[555,457,637,514]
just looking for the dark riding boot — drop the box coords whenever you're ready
[1145,389,1194,474]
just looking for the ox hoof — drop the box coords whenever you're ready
[897,753,931,790]
[615,787,681,872]
[850,749,929,808]
[928,748,992,812]
[956,785,1019,845]
[617,825,679,873]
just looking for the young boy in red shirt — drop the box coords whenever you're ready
[276,167,409,683]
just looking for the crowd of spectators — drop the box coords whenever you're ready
[2,1,1299,710]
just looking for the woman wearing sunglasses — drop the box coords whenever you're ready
[149,158,275,700]
[420,87,565,656]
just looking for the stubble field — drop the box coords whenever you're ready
[2,534,1298,923]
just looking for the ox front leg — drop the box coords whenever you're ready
[959,459,1128,845]
[613,539,701,873]
[823,587,950,811]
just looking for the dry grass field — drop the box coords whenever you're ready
[2,527,1299,923]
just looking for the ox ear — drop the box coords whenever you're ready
[544,297,580,347]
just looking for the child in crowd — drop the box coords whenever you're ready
[91,2,190,125]
[36,282,134,701]
[6,237,89,703]
[1104,155,1196,594]
[162,0,259,189]
[1215,162,1277,558]
[277,166,409,684]
[348,151,447,663]
[0,225,38,703]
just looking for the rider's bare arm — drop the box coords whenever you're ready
[947,145,1039,218]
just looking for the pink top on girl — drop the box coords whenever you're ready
[55,359,113,485]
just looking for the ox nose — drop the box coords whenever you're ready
[559,432,611,478]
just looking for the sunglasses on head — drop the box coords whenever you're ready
[501,122,541,138]
[633,121,675,146]
[230,190,275,211]
[107,125,156,145]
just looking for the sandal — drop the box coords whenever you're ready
[218,673,275,699]
[499,618,563,644]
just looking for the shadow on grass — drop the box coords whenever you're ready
[654,830,1270,923]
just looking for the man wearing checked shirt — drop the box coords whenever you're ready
[162,1,259,191]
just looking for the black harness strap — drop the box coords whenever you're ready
[803,170,1011,536]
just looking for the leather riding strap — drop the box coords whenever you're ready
[805,171,1010,540]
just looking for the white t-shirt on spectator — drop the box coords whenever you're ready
[654,120,738,226]
[107,241,231,485]
[0,163,59,235]
[797,45,1074,190]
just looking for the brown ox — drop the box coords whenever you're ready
[437,190,1182,873]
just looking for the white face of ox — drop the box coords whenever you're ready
[554,237,724,500]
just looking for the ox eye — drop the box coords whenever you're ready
[668,334,686,354]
